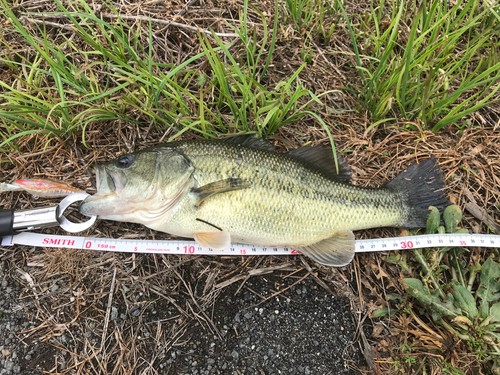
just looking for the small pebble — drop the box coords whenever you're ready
[111,307,118,321]
[4,361,13,371]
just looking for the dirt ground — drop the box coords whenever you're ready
[0,254,363,374]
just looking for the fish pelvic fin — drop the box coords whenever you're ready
[194,230,231,250]
[385,158,451,228]
[192,178,250,208]
[298,230,355,267]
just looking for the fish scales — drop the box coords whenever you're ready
[80,137,451,266]
[172,140,404,245]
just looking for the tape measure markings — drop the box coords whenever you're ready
[1,232,499,255]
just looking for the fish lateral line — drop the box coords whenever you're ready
[195,218,223,232]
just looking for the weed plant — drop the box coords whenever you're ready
[0,0,337,156]
[284,0,319,32]
[381,206,500,372]
[0,0,212,149]
[344,0,500,131]
[2,0,498,151]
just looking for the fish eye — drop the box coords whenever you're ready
[116,154,134,168]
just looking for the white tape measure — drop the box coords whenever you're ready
[1,232,499,255]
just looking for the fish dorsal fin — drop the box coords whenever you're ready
[191,178,250,208]
[194,230,231,250]
[287,146,351,182]
[298,230,355,267]
[222,134,277,152]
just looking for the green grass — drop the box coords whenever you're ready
[2,0,498,153]
[282,0,338,47]
[197,0,341,168]
[283,0,320,32]
[0,0,341,155]
[0,0,225,149]
[342,0,500,132]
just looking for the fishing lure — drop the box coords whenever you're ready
[0,179,84,198]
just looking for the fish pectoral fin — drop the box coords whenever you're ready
[192,178,250,208]
[194,230,231,250]
[298,230,355,267]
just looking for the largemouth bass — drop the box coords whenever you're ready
[80,136,450,266]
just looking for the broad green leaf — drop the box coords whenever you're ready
[373,307,399,317]
[452,283,478,319]
[451,316,473,326]
[385,253,401,263]
[402,278,460,320]
[477,258,500,319]
[426,206,441,234]
[485,323,500,332]
[444,205,462,233]
[490,302,500,323]
[386,293,403,301]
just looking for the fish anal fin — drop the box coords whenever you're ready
[287,146,351,182]
[298,230,355,267]
[194,230,231,250]
[192,178,250,208]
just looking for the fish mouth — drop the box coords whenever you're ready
[80,166,129,217]
[95,165,126,194]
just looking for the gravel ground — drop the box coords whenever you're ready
[166,277,362,375]
[0,263,48,375]
[0,255,362,375]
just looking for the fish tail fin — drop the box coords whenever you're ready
[386,158,451,228]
